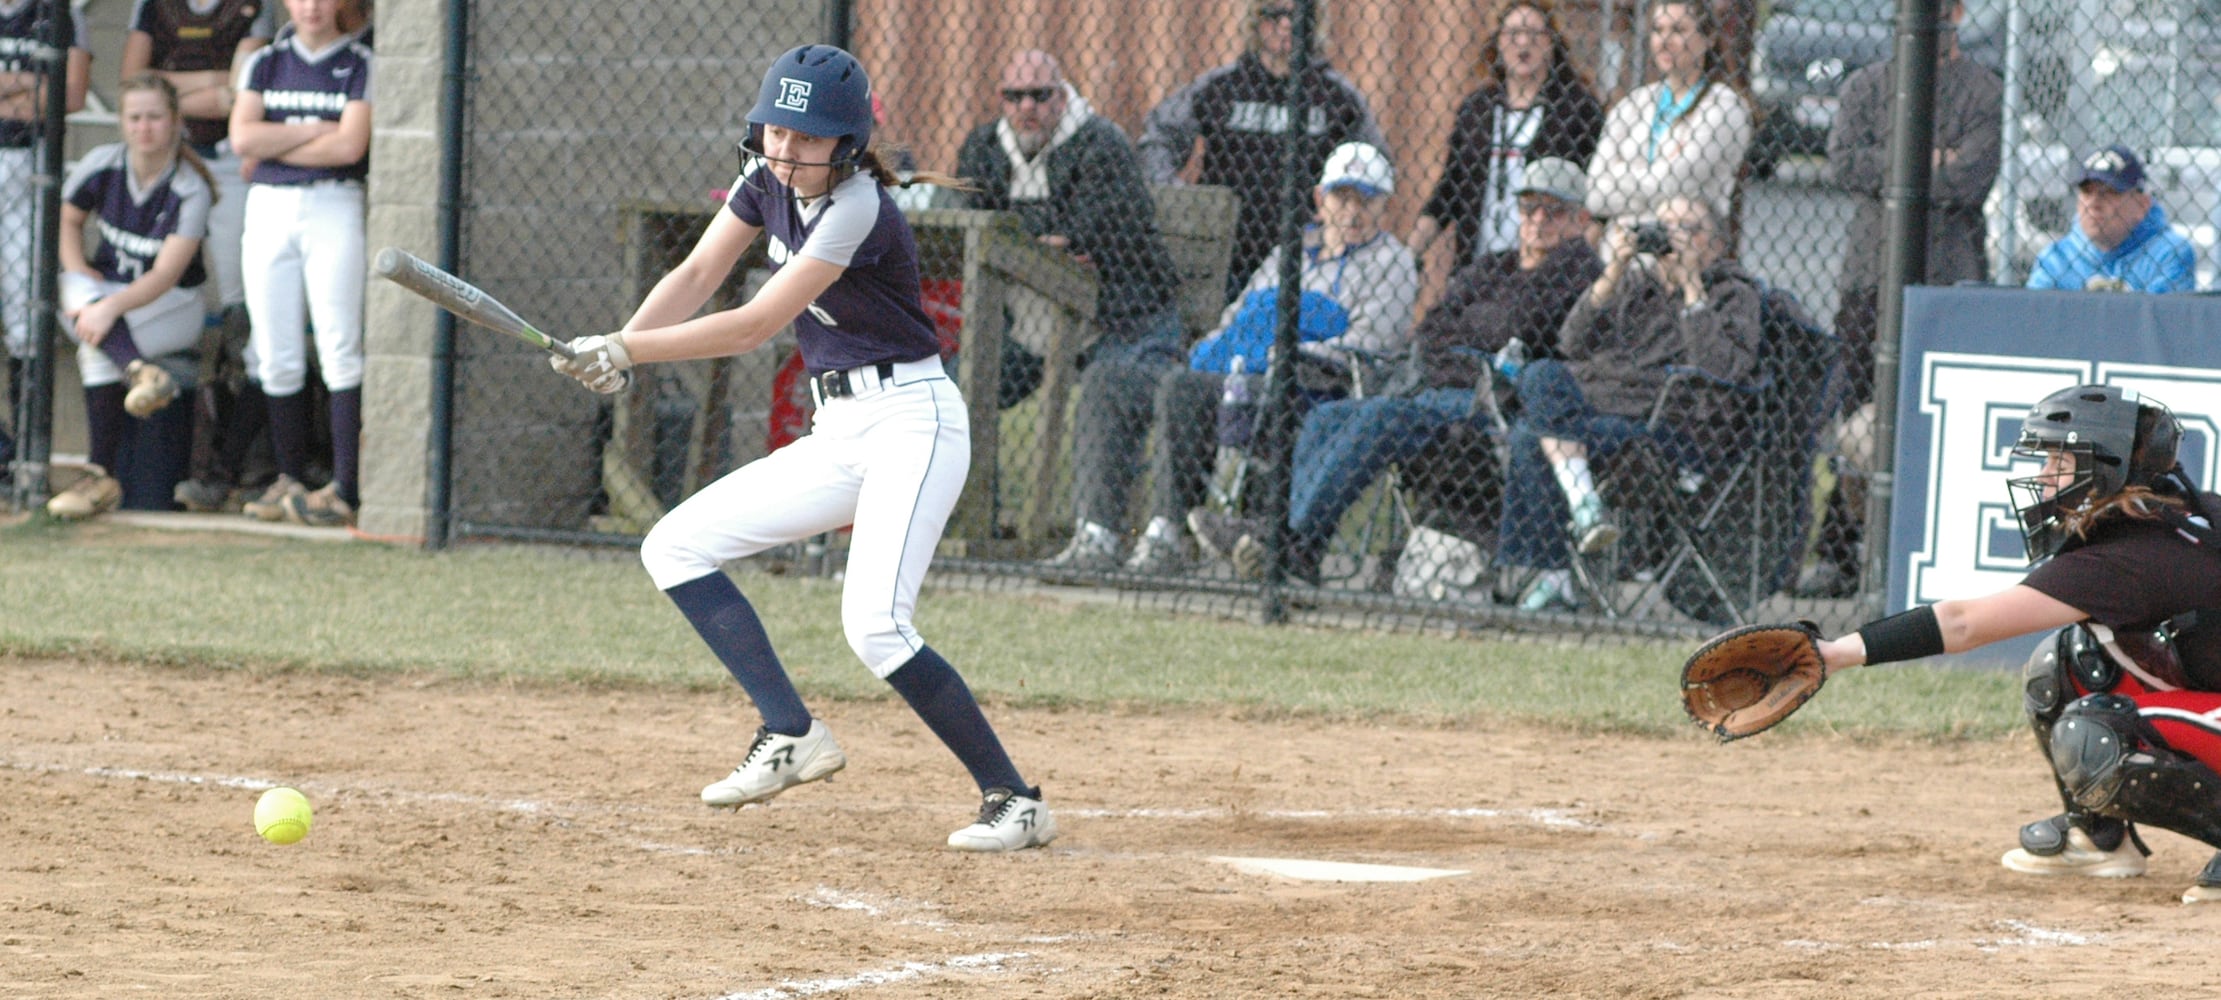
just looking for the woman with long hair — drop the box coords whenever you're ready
[1809,385,2221,904]
[47,73,216,518]
[1412,0,1603,273]
[1583,0,1751,226]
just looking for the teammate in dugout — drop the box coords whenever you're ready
[549,44,1058,852]
[45,73,215,519]
[1813,384,2221,903]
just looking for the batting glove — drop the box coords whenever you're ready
[551,332,633,394]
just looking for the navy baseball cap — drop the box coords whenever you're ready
[2077,145,2146,193]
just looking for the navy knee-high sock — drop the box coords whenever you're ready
[266,389,311,482]
[885,646,1030,796]
[329,387,360,506]
[665,572,811,736]
[83,383,127,473]
[95,317,143,371]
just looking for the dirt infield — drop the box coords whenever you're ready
[5,657,2217,998]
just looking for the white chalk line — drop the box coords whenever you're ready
[707,951,1029,1000]
[3,755,1610,841]
[1778,918,2102,953]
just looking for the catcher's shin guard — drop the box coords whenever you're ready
[2051,693,2221,848]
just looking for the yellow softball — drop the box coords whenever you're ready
[254,787,313,845]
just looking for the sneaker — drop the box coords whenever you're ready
[700,721,848,808]
[2184,851,2221,904]
[1187,508,1261,565]
[1124,528,1191,574]
[174,478,243,513]
[1792,560,1859,598]
[2000,814,2148,878]
[240,474,305,522]
[947,786,1059,851]
[282,483,356,528]
[122,360,178,418]
[1517,570,1580,612]
[46,469,122,520]
[1569,496,1620,555]
[1040,523,1120,573]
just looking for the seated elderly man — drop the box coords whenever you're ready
[1185,158,1600,583]
[1048,141,1417,573]
[2026,145,2195,294]
[1501,195,1762,611]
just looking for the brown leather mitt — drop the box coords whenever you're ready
[1680,621,1827,741]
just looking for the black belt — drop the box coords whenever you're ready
[813,362,895,400]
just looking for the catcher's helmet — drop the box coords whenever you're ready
[744,44,873,169]
[2008,384,2182,561]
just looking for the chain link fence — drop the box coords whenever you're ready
[9,0,2212,644]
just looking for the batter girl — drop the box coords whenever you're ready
[48,74,214,518]
[552,45,1057,852]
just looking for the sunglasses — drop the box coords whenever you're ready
[1000,86,1059,104]
[1258,6,1296,21]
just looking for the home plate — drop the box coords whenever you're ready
[1211,856,1470,882]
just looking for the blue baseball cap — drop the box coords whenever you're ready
[2077,144,2146,193]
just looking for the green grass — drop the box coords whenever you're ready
[0,517,2024,740]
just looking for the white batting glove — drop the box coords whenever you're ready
[550,332,634,394]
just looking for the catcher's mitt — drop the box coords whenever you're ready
[1680,621,1827,741]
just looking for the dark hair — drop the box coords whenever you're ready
[2060,403,2190,537]
[1478,0,1594,96]
[118,72,219,204]
[855,145,970,193]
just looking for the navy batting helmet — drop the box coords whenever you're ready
[745,44,874,168]
[2008,384,2182,560]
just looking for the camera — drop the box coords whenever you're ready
[1631,222,1673,256]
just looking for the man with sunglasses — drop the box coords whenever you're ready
[954,49,1184,414]
[1136,0,1387,303]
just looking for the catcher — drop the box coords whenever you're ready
[1688,384,2221,904]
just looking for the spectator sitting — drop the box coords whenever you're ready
[1410,0,1602,275]
[2026,145,2195,294]
[1048,142,1417,573]
[47,75,214,519]
[1186,157,1599,584]
[1583,0,1751,228]
[954,49,1184,409]
[1137,0,1388,303]
[1502,196,1761,610]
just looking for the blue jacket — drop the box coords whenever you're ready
[2027,202,2197,293]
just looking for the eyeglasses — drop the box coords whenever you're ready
[1000,87,1059,104]
[1258,6,1296,21]
[1517,199,1573,219]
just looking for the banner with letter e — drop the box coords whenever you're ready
[1892,286,2221,665]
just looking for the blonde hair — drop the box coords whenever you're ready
[119,72,219,205]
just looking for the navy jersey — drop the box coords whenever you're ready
[63,142,212,288]
[727,165,941,374]
[129,0,278,148]
[0,2,90,148]
[236,24,371,184]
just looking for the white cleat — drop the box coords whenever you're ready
[947,787,1059,852]
[2000,826,2148,878]
[700,721,847,808]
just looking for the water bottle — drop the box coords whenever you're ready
[1492,337,1528,380]
[1217,355,1256,448]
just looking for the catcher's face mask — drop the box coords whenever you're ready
[2010,444,2099,561]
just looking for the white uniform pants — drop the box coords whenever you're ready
[241,181,365,394]
[199,144,250,309]
[58,272,203,387]
[641,357,968,678]
[1,146,31,357]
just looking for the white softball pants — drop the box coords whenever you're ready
[58,272,204,387]
[1,146,31,357]
[241,181,365,395]
[641,356,968,678]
